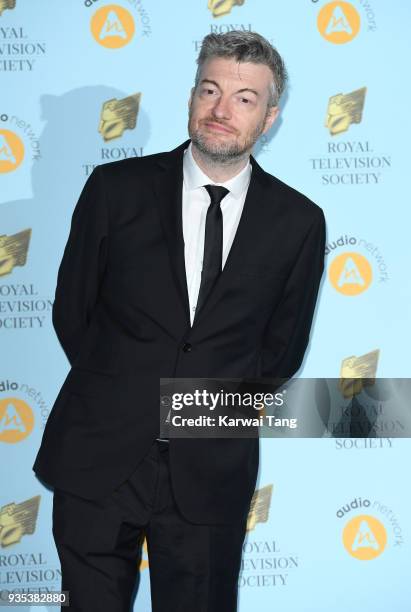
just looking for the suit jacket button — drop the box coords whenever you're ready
[182,342,192,353]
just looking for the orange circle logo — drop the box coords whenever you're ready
[317,2,361,44]
[0,397,34,443]
[91,5,135,49]
[0,129,25,173]
[343,514,387,560]
[329,252,372,295]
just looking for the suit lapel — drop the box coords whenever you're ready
[152,141,191,327]
[151,140,271,330]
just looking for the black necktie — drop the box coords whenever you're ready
[195,185,229,319]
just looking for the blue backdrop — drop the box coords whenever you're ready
[1,1,410,610]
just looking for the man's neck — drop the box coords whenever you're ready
[191,143,249,183]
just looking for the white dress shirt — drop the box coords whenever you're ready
[157,144,252,441]
[182,143,252,326]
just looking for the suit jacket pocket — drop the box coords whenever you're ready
[64,366,117,398]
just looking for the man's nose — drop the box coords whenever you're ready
[211,95,231,120]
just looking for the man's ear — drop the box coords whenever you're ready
[262,106,280,134]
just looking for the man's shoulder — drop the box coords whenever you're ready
[95,148,172,181]
[258,162,324,222]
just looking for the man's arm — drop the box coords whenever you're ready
[52,166,109,365]
[260,207,326,379]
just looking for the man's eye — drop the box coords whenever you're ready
[241,98,250,104]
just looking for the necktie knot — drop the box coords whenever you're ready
[204,184,229,207]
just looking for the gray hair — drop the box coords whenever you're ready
[194,31,288,107]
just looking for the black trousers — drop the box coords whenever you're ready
[52,440,248,611]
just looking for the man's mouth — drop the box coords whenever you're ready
[203,121,235,134]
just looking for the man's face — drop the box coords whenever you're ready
[188,57,279,162]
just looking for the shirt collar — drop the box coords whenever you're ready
[183,142,251,199]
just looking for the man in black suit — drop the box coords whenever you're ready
[33,31,326,611]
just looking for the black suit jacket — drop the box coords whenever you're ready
[33,139,326,524]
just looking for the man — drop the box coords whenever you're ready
[33,31,326,611]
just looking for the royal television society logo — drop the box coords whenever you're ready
[331,352,407,439]
[326,234,389,295]
[208,0,245,18]
[0,229,31,276]
[325,87,366,136]
[240,485,299,587]
[0,229,53,330]
[0,495,40,547]
[309,89,391,186]
[0,0,15,16]
[0,495,61,594]
[194,1,249,51]
[0,10,47,71]
[88,1,152,48]
[98,92,141,141]
[83,92,144,175]
[337,497,403,559]
[335,349,395,450]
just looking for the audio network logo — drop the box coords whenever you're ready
[326,234,389,295]
[0,129,24,172]
[317,1,360,44]
[343,515,386,560]
[0,396,34,443]
[88,1,152,48]
[337,497,403,559]
[91,4,135,48]
[0,495,40,547]
[329,251,372,295]
[0,114,40,171]
[0,379,50,432]
[208,0,245,18]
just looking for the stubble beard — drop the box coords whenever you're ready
[188,110,266,166]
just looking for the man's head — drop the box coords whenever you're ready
[188,31,287,165]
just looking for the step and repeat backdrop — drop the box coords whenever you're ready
[1,1,410,610]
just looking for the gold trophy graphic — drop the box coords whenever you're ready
[0,0,16,16]
[246,484,273,531]
[98,93,142,142]
[208,0,245,18]
[0,495,40,547]
[339,349,379,399]
[0,228,31,277]
[325,87,367,136]
[338,349,380,437]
